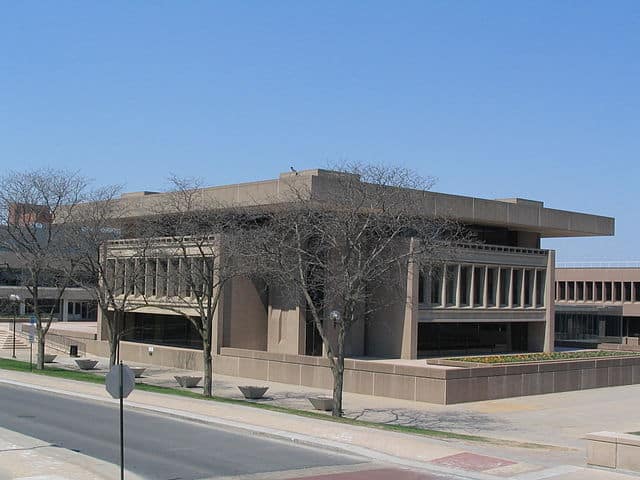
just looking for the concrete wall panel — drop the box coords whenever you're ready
[344,370,374,395]
[267,361,301,385]
[416,377,446,404]
[300,364,333,389]
[372,372,416,401]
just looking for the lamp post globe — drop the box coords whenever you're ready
[329,310,341,324]
[8,294,21,359]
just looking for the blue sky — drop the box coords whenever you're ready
[1,1,638,262]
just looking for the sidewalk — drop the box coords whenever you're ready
[0,424,144,480]
[1,351,638,479]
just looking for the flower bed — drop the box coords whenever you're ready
[451,350,640,364]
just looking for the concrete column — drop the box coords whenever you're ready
[122,260,129,296]
[62,299,69,321]
[495,267,502,307]
[520,270,526,308]
[401,238,419,360]
[508,268,514,308]
[483,266,489,308]
[96,306,107,341]
[211,248,224,355]
[532,269,538,308]
[19,301,26,316]
[469,265,476,307]
[455,264,462,308]
[441,264,447,307]
[543,250,556,353]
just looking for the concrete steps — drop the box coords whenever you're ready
[0,330,30,350]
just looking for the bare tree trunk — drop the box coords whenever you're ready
[202,337,213,397]
[109,333,118,367]
[36,329,45,370]
[332,327,346,417]
[108,311,119,367]
[331,357,345,417]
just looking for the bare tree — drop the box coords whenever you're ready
[253,164,467,416]
[0,169,87,369]
[139,176,251,397]
[65,185,149,367]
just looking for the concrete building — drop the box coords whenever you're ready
[0,249,97,322]
[95,169,614,367]
[555,266,640,347]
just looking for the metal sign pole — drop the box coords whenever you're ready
[106,362,134,480]
[119,361,124,480]
[30,343,32,372]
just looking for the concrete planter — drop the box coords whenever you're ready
[174,375,202,388]
[586,432,640,472]
[129,367,146,378]
[75,359,98,370]
[308,396,334,411]
[238,386,269,399]
[43,354,57,363]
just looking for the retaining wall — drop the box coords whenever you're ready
[33,334,640,405]
[216,347,640,404]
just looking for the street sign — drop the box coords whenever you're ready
[106,363,134,479]
[105,364,136,399]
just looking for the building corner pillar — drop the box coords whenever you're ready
[543,250,556,353]
[401,238,418,360]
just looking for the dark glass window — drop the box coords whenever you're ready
[614,282,622,302]
[499,268,510,307]
[123,313,203,349]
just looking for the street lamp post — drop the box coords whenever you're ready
[9,294,21,359]
[329,310,341,326]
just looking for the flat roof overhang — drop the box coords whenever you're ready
[76,169,616,239]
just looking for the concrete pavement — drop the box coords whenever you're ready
[0,367,636,480]
[0,425,145,480]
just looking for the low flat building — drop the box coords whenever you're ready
[554,266,640,347]
[0,250,97,322]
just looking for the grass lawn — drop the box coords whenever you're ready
[453,350,640,364]
[0,357,558,450]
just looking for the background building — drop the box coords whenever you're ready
[0,248,96,322]
[555,266,640,348]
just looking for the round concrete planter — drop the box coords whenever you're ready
[75,359,98,370]
[129,367,146,378]
[238,386,269,400]
[308,396,334,411]
[43,354,57,363]
[174,375,202,388]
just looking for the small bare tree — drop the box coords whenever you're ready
[141,176,251,397]
[253,164,466,416]
[0,169,87,369]
[65,185,148,367]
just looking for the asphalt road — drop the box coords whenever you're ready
[0,383,365,480]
